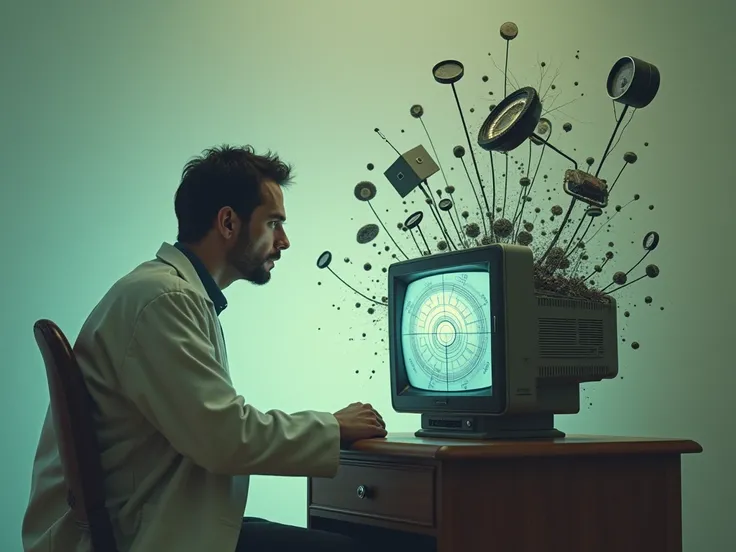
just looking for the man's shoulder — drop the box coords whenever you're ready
[73,253,215,387]
[121,257,195,301]
[89,257,209,328]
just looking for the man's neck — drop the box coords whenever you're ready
[180,241,233,289]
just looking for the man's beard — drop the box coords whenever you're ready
[227,231,275,286]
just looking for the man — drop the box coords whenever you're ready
[22,145,387,551]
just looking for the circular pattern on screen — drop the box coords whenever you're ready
[405,281,490,384]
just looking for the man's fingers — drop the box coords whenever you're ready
[375,413,385,428]
[357,411,385,428]
[370,409,385,429]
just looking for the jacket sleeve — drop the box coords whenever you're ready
[117,288,340,477]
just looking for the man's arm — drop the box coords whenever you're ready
[117,288,340,477]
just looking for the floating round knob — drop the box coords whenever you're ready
[356,485,369,499]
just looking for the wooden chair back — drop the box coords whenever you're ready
[33,319,117,551]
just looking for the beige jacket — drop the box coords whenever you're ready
[22,242,341,551]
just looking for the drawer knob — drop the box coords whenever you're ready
[356,484,371,499]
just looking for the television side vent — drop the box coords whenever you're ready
[537,296,606,311]
[538,365,611,379]
[538,318,605,358]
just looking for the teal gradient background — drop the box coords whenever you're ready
[2,0,734,550]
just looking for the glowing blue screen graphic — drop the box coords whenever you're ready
[400,271,492,392]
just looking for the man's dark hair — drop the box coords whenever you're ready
[174,144,293,243]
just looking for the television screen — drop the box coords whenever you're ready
[400,270,493,393]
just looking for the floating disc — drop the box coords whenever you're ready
[354,181,377,202]
[438,198,453,211]
[530,117,552,146]
[432,60,464,84]
[477,87,542,152]
[606,56,661,108]
[316,251,332,269]
[643,231,660,251]
[357,223,380,244]
[410,104,424,118]
[500,22,518,40]
[405,211,424,230]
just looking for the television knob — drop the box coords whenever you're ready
[356,485,370,499]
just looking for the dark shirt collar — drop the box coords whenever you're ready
[174,242,228,316]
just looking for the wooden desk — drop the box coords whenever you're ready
[307,433,702,552]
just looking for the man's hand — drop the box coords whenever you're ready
[333,402,387,443]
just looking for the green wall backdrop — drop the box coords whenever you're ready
[2,0,734,550]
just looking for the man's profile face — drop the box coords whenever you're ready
[227,180,290,285]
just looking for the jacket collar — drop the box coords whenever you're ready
[155,242,228,315]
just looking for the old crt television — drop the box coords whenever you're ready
[387,243,618,439]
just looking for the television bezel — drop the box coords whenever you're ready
[388,245,507,415]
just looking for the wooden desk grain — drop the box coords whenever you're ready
[308,433,702,552]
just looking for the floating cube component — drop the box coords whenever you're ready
[384,145,440,198]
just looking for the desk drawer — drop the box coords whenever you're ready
[310,462,435,527]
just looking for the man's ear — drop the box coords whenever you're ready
[216,207,237,239]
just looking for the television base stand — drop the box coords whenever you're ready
[415,413,565,440]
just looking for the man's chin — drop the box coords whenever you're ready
[246,268,271,286]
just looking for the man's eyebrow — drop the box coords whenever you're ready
[269,213,286,222]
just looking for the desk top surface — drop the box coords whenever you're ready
[341,433,703,460]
